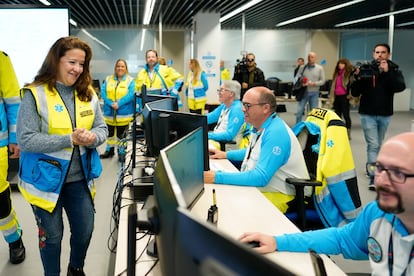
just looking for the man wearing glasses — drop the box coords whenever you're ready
[232,53,265,100]
[207,80,245,151]
[204,86,309,213]
[240,132,414,276]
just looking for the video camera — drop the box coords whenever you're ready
[354,61,380,79]
[354,59,399,79]
[234,51,248,83]
[234,56,247,75]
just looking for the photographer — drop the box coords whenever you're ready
[351,43,406,191]
[232,53,265,99]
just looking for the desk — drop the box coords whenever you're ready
[115,159,346,275]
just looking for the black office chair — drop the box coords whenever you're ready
[285,129,323,230]
[285,108,362,231]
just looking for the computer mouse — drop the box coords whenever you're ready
[244,241,260,248]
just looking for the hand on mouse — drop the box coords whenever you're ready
[239,232,277,253]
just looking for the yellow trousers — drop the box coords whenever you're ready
[0,146,22,243]
[188,98,207,114]
[262,191,295,214]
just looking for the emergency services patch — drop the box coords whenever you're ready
[54,104,64,112]
[367,236,382,262]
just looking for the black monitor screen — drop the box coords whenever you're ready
[141,98,178,157]
[141,83,178,110]
[153,128,205,275]
[174,207,296,276]
[150,109,209,171]
[163,127,205,210]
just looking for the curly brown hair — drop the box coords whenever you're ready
[30,36,94,102]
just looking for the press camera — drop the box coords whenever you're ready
[354,61,380,79]
[234,52,249,83]
[354,59,399,79]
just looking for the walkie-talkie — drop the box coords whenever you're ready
[207,189,218,224]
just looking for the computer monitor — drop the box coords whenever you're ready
[140,83,179,110]
[174,207,296,276]
[151,127,205,275]
[149,109,209,171]
[141,97,178,158]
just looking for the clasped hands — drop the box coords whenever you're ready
[72,128,96,146]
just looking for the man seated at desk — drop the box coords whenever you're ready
[240,132,414,275]
[204,86,309,213]
[207,80,245,150]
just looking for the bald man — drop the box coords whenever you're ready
[204,86,309,213]
[240,132,414,275]
[294,51,325,123]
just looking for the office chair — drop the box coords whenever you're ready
[286,108,362,231]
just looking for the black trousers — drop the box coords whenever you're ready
[333,95,351,129]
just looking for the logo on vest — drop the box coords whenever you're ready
[367,236,382,262]
[272,146,282,155]
[54,104,64,112]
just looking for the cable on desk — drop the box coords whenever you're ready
[115,231,158,276]
[107,161,130,253]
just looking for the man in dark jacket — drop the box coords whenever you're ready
[351,43,406,190]
[233,53,265,100]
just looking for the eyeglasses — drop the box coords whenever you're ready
[374,163,414,184]
[242,102,267,111]
[246,59,255,62]
[217,88,232,94]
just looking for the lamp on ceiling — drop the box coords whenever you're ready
[275,0,365,27]
[219,0,264,23]
[334,6,414,27]
[81,29,112,51]
[143,0,157,25]
[69,19,78,27]
[38,0,51,5]
[397,21,414,27]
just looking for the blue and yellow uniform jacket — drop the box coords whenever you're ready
[292,108,362,227]
[18,85,102,213]
[135,63,183,108]
[0,51,20,148]
[101,74,135,126]
[185,71,209,100]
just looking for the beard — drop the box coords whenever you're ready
[376,186,404,214]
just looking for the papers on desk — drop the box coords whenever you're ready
[209,160,234,172]
[209,159,239,173]
[209,161,225,172]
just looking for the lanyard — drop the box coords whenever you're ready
[388,234,414,276]
[214,108,229,131]
[246,131,262,161]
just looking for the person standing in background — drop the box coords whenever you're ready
[0,50,25,264]
[17,36,108,276]
[220,60,231,85]
[329,58,355,139]
[232,53,265,100]
[351,43,406,191]
[291,57,305,99]
[293,57,305,77]
[100,59,135,160]
[295,51,325,124]
[185,58,209,114]
[135,49,184,109]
